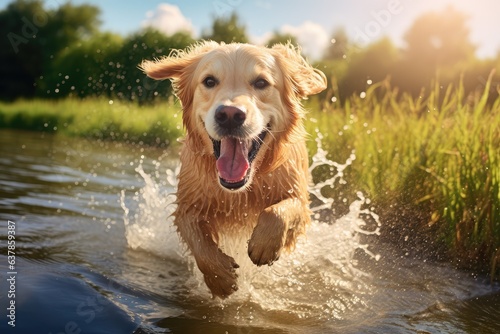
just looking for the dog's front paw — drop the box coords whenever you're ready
[248,210,286,266]
[201,250,239,299]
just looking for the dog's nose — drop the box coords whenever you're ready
[215,105,246,129]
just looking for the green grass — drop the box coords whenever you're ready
[305,75,500,276]
[1,81,499,277]
[0,98,183,146]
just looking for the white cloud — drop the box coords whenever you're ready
[143,3,194,36]
[280,21,329,60]
[250,31,273,46]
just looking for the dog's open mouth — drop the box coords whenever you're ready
[212,129,268,190]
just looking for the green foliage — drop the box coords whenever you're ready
[2,1,499,104]
[0,98,183,146]
[339,37,399,100]
[112,29,194,102]
[0,0,101,100]
[202,12,248,43]
[39,32,123,98]
[39,28,194,102]
[318,6,500,101]
[306,75,500,273]
[393,6,475,95]
[265,31,298,47]
[323,28,349,60]
[403,6,475,67]
[0,0,194,102]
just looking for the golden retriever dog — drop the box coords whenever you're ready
[140,41,326,298]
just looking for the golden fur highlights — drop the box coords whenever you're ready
[141,41,326,298]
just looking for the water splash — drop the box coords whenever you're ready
[121,132,381,321]
[309,131,356,213]
[121,162,181,259]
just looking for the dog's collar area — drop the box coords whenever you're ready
[211,127,269,190]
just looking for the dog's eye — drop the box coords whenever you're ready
[253,78,269,90]
[203,76,218,88]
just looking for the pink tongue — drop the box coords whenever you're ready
[216,138,249,182]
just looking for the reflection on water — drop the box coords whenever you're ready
[0,129,499,334]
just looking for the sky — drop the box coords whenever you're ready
[2,0,500,59]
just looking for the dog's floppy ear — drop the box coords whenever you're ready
[272,43,327,98]
[257,43,327,173]
[139,55,187,81]
[139,40,219,80]
[139,41,220,141]
[139,41,220,108]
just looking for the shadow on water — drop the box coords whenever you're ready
[0,129,499,334]
[0,257,137,334]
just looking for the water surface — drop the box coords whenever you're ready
[0,129,499,334]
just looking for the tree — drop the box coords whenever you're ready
[0,0,100,100]
[202,12,248,43]
[265,31,298,47]
[397,6,476,94]
[42,28,194,102]
[323,28,350,60]
[1,0,47,99]
[340,37,399,99]
[40,32,123,98]
[113,29,194,102]
[404,6,475,66]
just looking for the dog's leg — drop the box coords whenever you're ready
[177,219,239,298]
[248,198,310,266]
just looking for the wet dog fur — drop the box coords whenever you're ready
[141,41,326,298]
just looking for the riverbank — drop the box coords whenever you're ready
[1,81,499,277]
[0,98,183,147]
[306,78,500,277]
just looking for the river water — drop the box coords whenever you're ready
[0,129,499,334]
